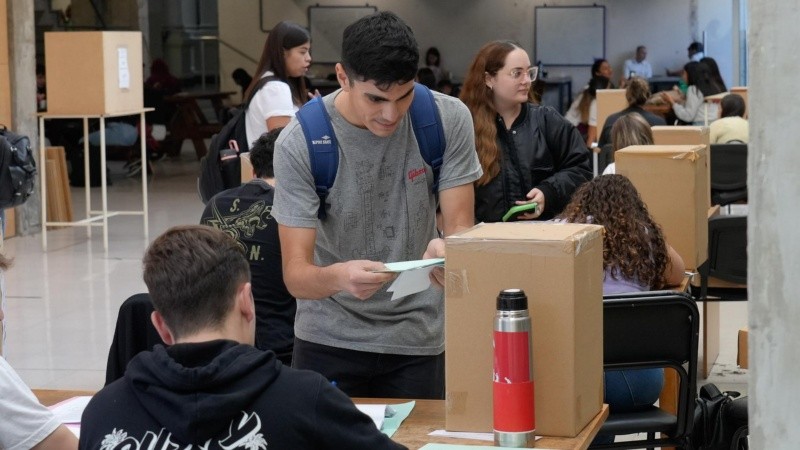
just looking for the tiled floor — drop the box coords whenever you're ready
[1,148,750,397]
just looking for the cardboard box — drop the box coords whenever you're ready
[45,31,143,115]
[596,89,627,134]
[737,328,749,369]
[3,207,14,238]
[615,145,710,271]
[445,222,604,437]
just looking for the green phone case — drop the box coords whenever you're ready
[502,203,538,222]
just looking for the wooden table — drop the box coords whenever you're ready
[164,91,235,159]
[36,390,608,449]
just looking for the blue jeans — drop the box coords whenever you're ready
[593,368,664,445]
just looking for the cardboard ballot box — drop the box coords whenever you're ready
[45,31,143,115]
[616,144,710,271]
[444,222,604,437]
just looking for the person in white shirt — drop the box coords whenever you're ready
[244,21,315,147]
[623,46,653,80]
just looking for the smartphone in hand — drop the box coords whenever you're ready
[502,203,538,222]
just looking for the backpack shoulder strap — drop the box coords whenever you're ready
[295,96,338,220]
[409,83,446,192]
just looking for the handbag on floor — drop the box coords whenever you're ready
[692,383,749,450]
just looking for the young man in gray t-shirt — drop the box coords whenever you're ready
[272,11,481,399]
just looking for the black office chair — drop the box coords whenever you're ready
[590,291,699,449]
[105,293,165,385]
[698,215,748,302]
[710,143,747,206]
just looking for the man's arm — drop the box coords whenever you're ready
[278,225,394,300]
[32,425,78,450]
[438,183,475,237]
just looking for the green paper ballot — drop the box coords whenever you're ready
[502,202,538,222]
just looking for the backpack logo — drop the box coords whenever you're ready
[312,135,332,145]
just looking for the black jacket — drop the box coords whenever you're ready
[475,104,592,222]
[597,105,667,148]
[80,340,406,450]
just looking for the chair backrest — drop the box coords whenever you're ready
[603,291,699,438]
[708,215,748,284]
[596,89,627,133]
[709,143,747,191]
[105,293,164,385]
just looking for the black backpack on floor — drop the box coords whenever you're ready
[0,126,37,209]
[692,383,749,450]
[198,76,274,204]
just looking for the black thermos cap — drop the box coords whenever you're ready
[496,288,528,311]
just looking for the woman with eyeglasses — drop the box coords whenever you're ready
[460,40,592,222]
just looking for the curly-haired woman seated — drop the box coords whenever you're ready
[558,174,685,444]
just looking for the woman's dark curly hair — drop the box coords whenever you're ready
[558,174,670,289]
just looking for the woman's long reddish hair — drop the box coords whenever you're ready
[460,40,533,186]
[558,175,671,289]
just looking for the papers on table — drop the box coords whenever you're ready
[49,396,91,424]
[49,396,91,438]
[355,401,415,438]
[373,258,445,301]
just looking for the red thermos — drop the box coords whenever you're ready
[493,288,535,447]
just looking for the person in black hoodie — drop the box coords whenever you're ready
[79,225,406,450]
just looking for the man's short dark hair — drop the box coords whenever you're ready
[689,41,704,53]
[720,93,746,118]
[341,11,419,89]
[142,225,250,339]
[250,127,283,178]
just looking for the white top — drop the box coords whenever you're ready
[623,59,653,79]
[602,162,616,175]
[245,71,299,148]
[564,92,597,127]
[672,85,718,125]
[0,357,61,450]
[691,51,705,62]
[710,116,749,144]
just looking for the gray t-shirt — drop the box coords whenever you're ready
[273,89,481,355]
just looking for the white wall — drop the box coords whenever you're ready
[219,0,736,95]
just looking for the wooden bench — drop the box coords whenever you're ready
[164,91,235,159]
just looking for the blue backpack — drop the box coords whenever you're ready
[295,83,445,219]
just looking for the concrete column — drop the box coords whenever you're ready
[7,0,39,234]
[749,3,800,449]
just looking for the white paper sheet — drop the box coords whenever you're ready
[387,267,434,301]
[355,404,387,430]
[49,396,92,424]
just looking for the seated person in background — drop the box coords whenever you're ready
[565,76,611,147]
[0,254,78,450]
[591,58,616,88]
[416,67,437,90]
[232,67,254,103]
[437,78,456,96]
[598,77,665,148]
[603,113,654,175]
[660,61,723,125]
[710,93,749,144]
[200,128,296,365]
[424,46,449,85]
[622,45,653,81]
[558,174,685,445]
[701,56,727,92]
[79,225,405,450]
